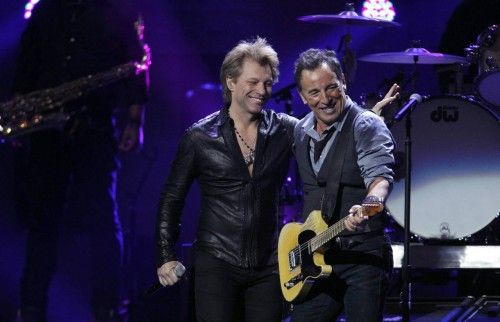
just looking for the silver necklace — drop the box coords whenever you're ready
[234,127,255,166]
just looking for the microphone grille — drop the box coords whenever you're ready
[173,263,186,277]
[410,93,423,103]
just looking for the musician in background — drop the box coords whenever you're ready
[291,49,395,322]
[11,1,147,321]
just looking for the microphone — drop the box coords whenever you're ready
[392,93,423,122]
[146,262,186,296]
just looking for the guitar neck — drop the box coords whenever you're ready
[306,202,383,253]
[308,216,348,253]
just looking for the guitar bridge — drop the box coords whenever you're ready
[284,273,304,289]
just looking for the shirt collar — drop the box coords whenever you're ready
[302,96,355,139]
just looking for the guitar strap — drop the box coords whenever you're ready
[319,104,362,223]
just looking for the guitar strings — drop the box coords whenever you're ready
[291,217,348,257]
[289,205,378,266]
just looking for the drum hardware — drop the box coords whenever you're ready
[298,3,401,85]
[360,42,449,320]
[376,70,406,92]
[337,32,357,85]
[360,41,470,111]
[359,46,468,65]
[465,25,500,72]
[361,71,408,123]
[271,83,296,116]
[297,3,401,28]
[465,24,500,107]
[435,63,469,95]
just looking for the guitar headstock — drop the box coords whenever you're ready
[361,196,384,217]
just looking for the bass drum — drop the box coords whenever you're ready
[386,95,500,240]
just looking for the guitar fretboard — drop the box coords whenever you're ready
[308,216,348,253]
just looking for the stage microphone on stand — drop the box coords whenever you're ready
[386,93,423,128]
[146,262,186,296]
[392,93,423,123]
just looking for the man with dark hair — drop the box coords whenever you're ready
[11,1,148,321]
[156,37,296,322]
[290,48,395,322]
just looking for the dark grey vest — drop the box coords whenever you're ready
[294,105,385,236]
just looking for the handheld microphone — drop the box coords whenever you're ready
[146,262,186,296]
[392,93,423,122]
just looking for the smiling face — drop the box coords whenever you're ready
[227,58,273,116]
[298,62,347,133]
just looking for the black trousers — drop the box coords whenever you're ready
[194,250,283,322]
[291,235,393,322]
[19,129,123,319]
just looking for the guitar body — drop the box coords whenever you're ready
[278,210,332,303]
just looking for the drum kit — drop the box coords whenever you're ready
[297,5,500,243]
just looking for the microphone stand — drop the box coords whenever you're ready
[400,55,419,322]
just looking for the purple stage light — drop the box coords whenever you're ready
[24,0,40,19]
[362,0,396,22]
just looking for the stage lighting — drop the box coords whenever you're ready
[24,0,41,19]
[362,0,396,22]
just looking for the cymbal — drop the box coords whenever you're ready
[359,47,467,64]
[298,10,401,28]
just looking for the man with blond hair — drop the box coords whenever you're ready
[156,37,296,321]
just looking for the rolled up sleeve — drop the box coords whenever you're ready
[354,112,395,188]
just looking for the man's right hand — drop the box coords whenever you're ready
[157,260,183,286]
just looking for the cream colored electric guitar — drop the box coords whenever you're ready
[278,202,383,303]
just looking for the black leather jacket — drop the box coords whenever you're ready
[156,107,297,268]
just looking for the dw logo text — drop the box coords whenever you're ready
[430,106,459,122]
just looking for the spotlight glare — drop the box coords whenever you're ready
[24,0,41,19]
[362,0,396,22]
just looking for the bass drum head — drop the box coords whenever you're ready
[386,95,500,239]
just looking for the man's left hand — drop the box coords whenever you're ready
[344,205,368,231]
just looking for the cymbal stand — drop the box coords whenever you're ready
[336,3,357,86]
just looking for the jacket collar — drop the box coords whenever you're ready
[216,105,268,131]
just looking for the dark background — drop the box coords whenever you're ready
[1,1,499,321]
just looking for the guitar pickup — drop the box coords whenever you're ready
[284,273,303,289]
[288,248,301,270]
